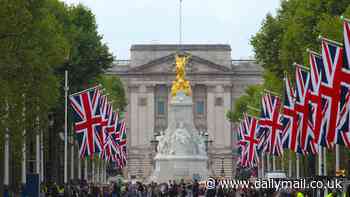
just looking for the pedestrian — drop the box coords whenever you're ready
[192,180,199,197]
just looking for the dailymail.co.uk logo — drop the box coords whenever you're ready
[206,177,216,189]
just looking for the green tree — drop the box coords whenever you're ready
[97,75,127,112]
[228,0,350,177]
[0,0,69,188]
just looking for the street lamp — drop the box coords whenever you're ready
[150,132,160,153]
[220,157,225,177]
[137,159,143,179]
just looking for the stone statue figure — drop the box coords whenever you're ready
[171,54,192,97]
[150,54,208,182]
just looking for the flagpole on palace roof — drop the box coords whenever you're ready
[64,70,69,185]
[179,0,183,46]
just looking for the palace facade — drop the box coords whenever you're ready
[107,44,263,179]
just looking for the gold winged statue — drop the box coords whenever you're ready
[171,54,192,97]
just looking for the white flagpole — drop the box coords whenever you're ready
[281,155,284,171]
[22,95,26,185]
[84,158,88,181]
[64,70,68,184]
[267,154,270,172]
[179,0,183,45]
[318,146,322,197]
[4,132,9,186]
[296,154,300,178]
[103,162,107,184]
[36,113,40,175]
[335,144,340,171]
[40,130,44,182]
[261,153,265,178]
[318,146,322,175]
[97,161,100,183]
[323,147,327,176]
[288,152,292,177]
[323,147,328,197]
[272,156,276,171]
[92,160,95,183]
[78,153,81,180]
[70,140,74,180]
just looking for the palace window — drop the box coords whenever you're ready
[196,100,205,115]
[138,97,147,106]
[215,97,223,106]
[157,100,165,115]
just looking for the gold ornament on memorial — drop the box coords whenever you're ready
[171,54,192,97]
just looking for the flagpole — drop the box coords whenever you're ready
[281,155,284,171]
[266,154,270,172]
[335,144,340,171]
[323,147,327,176]
[40,130,44,182]
[92,160,95,183]
[318,35,343,46]
[71,138,74,181]
[22,95,27,185]
[36,111,40,176]
[64,70,68,185]
[78,146,81,180]
[97,161,100,183]
[179,0,183,45]
[103,162,107,183]
[323,148,328,197]
[4,102,9,190]
[288,151,292,177]
[261,153,265,178]
[84,158,88,181]
[318,146,322,197]
[69,85,101,97]
[272,156,276,171]
[296,153,300,178]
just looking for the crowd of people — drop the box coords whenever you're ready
[35,178,350,197]
[38,179,238,197]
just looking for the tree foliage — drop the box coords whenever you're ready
[0,0,126,186]
[228,0,350,123]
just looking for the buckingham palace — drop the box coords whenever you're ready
[107,44,263,179]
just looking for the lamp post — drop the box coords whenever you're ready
[220,157,225,177]
[137,159,143,180]
[202,131,213,175]
[150,132,160,153]
[150,132,160,171]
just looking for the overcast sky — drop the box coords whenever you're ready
[60,0,280,60]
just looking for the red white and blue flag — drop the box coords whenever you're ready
[236,116,248,167]
[242,115,259,167]
[70,87,102,157]
[320,39,343,148]
[294,65,317,154]
[258,93,283,156]
[281,74,302,153]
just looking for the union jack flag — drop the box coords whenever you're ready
[344,20,350,70]
[70,87,102,157]
[294,65,317,154]
[236,121,246,166]
[242,115,259,167]
[281,74,302,153]
[258,93,283,156]
[306,52,327,152]
[98,95,111,160]
[320,39,343,148]
[236,113,251,167]
[335,21,350,148]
